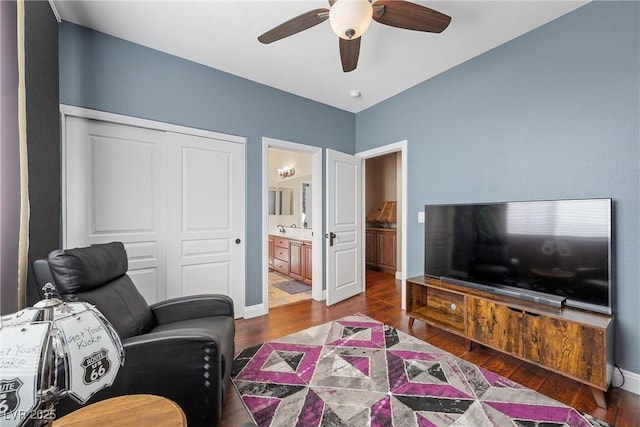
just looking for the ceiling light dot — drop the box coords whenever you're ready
[349,90,362,98]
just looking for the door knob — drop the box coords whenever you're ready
[325,232,337,247]
[235,239,241,244]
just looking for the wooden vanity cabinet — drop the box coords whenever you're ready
[272,236,289,275]
[289,240,303,281]
[270,235,312,284]
[303,242,313,285]
[289,239,313,285]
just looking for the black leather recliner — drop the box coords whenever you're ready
[32,241,235,427]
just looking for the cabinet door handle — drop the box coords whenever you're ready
[524,311,540,317]
[507,307,521,313]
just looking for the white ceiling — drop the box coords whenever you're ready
[51,0,588,113]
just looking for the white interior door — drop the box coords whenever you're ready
[166,132,245,317]
[65,117,167,303]
[325,149,363,305]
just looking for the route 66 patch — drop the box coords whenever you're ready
[0,378,23,416]
[81,349,111,385]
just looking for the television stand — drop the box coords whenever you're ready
[406,275,614,409]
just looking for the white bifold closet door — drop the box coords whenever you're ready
[64,117,245,317]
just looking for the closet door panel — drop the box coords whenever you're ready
[91,135,154,232]
[64,117,166,304]
[166,132,245,317]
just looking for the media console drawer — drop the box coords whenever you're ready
[426,287,465,334]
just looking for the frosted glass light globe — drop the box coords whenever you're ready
[329,0,373,40]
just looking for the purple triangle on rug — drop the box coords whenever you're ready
[232,313,611,427]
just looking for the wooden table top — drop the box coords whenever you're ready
[52,394,186,427]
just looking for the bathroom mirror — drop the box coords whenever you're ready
[268,187,292,215]
[301,180,312,229]
[268,188,276,215]
[279,188,293,215]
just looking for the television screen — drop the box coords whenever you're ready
[424,198,612,314]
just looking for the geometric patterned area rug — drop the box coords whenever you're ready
[232,313,610,427]
[272,279,312,295]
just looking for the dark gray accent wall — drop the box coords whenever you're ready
[24,1,60,306]
[356,2,640,374]
[0,0,19,313]
[58,22,356,306]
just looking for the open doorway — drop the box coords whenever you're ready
[358,141,408,309]
[268,147,313,308]
[262,138,323,313]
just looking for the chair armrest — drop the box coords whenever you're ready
[150,294,234,324]
[121,329,224,377]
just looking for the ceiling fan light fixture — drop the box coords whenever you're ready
[329,0,373,40]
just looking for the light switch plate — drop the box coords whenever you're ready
[418,211,425,223]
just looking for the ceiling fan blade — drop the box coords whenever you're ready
[373,0,451,33]
[258,9,330,44]
[339,37,361,73]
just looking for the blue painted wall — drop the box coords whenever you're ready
[59,22,356,307]
[59,1,639,375]
[356,1,640,374]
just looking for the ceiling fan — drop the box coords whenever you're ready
[258,0,451,73]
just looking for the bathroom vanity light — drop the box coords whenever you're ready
[278,167,295,179]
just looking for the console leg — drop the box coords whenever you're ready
[464,338,472,352]
[408,317,415,327]
[591,387,607,409]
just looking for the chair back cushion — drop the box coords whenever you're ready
[47,242,156,338]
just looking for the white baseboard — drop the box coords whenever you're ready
[395,271,402,280]
[614,366,640,395]
[243,303,267,319]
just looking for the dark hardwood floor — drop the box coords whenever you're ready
[221,270,639,427]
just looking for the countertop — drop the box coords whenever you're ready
[270,231,312,242]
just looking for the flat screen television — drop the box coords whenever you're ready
[424,198,613,314]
